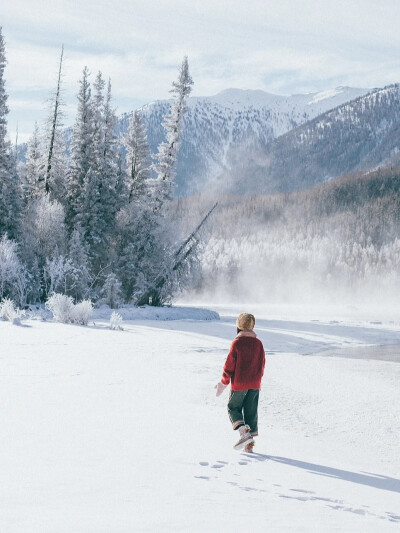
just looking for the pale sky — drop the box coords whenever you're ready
[2,0,400,142]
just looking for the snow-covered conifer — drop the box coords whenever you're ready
[0,27,21,239]
[116,204,165,301]
[25,122,45,200]
[116,109,157,299]
[80,74,118,271]
[92,71,106,166]
[95,77,118,244]
[129,57,195,305]
[123,110,151,202]
[154,56,193,205]
[66,66,95,229]
[115,147,127,207]
[117,58,194,305]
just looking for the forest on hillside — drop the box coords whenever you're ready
[183,167,400,305]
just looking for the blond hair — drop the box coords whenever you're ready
[236,312,255,331]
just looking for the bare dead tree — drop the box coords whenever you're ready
[45,45,64,194]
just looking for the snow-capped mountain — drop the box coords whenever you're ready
[119,86,369,196]
[231,84,400,194]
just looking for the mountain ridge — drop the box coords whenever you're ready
[231,83,400,194]
[121,85,371,195]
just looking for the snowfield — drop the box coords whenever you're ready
[1,305,400,532]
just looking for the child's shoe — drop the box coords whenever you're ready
[244,440,255,453]
[233,425,253,450]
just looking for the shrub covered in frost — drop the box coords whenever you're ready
[70,299,93,326]
[45,293,94,325]
[110,311,123,330]
[0,298,25,324]
[45,293,74,323]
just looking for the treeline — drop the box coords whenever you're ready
[0,28,195,307]
[182,166,400,304]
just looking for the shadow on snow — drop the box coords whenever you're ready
[268,456,400,494]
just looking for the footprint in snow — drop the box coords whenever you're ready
[386,513,400,522]
[199,460,228,469]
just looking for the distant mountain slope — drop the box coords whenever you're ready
[230,84,400,194]
[119,86,369,195]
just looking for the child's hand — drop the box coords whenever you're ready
[215,382,227,397]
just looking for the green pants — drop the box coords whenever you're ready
[227,389,259,436]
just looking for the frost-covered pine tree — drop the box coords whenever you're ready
[117,57,194,305]
[0,27,21,239]
[24,122,45,200]
[131,56,194,305]
[80,74,118,271]
[116,109,162,300]
[115,147,127,207]
[154,56,193,206]
[123,110,151,202]
[80,166,103,266]
[98,77,118,228]
[66,66,95,230]
[92,71,106,153]
[116,202,164,301]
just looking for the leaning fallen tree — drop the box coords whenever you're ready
[135,202,218,306]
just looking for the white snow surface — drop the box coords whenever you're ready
[1,304,400,532]
[306,86,359,105]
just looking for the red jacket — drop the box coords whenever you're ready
[221,332,265,390]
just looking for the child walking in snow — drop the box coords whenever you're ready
[215,313,265,452]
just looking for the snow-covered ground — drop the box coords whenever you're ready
[1,305,400,532]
